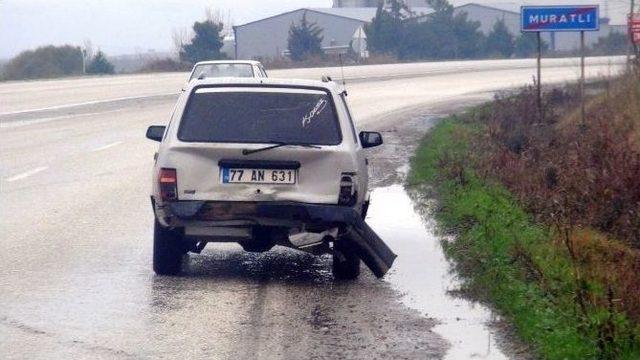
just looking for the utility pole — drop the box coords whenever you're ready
[82,48,87,74]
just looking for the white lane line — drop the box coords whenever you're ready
[5,166,48,182]
[0,109,124,129]
[0,92,178,117]
[92,141,123,152]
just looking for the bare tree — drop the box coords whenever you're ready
[82,39,94,62]
[172,27,191,57]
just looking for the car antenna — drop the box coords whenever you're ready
[339,53,348,96]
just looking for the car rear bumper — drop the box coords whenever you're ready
[154,200,396,278]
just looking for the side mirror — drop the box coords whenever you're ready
[359,131,383,149]
[146,125,166,142]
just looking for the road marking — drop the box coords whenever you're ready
[0,109,125,129]
[92,141,123,152]
[0,93,178,117]
[5,166,48,182]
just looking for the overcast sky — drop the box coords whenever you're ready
[0,0,632,59]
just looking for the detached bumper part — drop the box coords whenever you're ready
[166,201,397,278]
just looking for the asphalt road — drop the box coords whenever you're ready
[0,57,625,359]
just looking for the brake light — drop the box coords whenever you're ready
[159,168,178,201]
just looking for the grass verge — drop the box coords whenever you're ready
[409,116,640,359]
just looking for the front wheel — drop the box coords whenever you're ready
[332,241,361,280]
[153,219,186,275]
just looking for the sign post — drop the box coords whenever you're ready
[629,13,640,65]
[537,32,542,121]
[521,5,600,123]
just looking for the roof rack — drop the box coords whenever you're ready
[321,75,333,83]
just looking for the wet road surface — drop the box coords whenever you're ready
[0,59,625,359]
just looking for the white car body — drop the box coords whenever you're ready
[187,60,267,82]
[147,77,395,278]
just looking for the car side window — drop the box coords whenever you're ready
[340,94,358,144]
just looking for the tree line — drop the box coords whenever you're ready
[365,0,545,60]
[0,2,632,80]
[1,45,114,81]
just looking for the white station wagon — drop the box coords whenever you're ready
[146,77,396,279]
[187,60,268,81]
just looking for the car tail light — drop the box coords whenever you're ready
[338,174,357,206]
[159,168,178,201]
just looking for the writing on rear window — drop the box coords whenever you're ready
[302,98,328,128]
[178,89,342,145]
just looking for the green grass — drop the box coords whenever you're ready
[409,117,640,359]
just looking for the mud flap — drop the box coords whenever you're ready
[341,220,396,278]
[256,203,397,278]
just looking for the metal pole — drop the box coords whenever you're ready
[580,31,586,128]
[633,0,640,65]
[81,48,87,74]
[537,32,542,121]
[631,0,636,66]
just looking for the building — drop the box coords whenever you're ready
[233,3,627,60]
[333,0,427,7]
[233,7,433,60]
[440,3,626,52]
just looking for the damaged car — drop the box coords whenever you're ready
[146,77,396,279]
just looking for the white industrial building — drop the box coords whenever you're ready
[233,2,627,60]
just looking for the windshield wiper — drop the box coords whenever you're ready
[242,142,321,156]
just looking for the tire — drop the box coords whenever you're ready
[240,227,276,253]
[332,241,361,280]
[361,201,370,220]
[153,219,186,276]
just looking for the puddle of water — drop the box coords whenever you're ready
[368,184,509,360]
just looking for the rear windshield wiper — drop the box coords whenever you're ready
[242,142,321,155]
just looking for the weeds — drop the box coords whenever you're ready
[410,72,640,359]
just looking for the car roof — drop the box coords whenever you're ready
[193,60,261,66]
[185,77,343,93]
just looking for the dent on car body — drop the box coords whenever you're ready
[167,201,397,278]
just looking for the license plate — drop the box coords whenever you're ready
[222,168,297,184]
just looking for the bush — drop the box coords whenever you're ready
[590,32,630,56]
[179,20,226,64]
[287,13,324,61]
[1,45,83,80]
[86,51,115,75]
[137,58,192,73]
[481,76,640,248]
[410,84,640,358]
[484,19,514,58]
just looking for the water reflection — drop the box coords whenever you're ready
[369,184,509,360]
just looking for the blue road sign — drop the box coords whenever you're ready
[521,5,600,32]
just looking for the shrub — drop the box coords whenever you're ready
[86,51,115,75]
[179,20,226,64]
[1,45,83,80]
[137,58,192,73]
[287,13,324,61]
[480,75,640,248]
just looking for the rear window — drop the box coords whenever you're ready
[178,88,342,145]
[190,64,254,80]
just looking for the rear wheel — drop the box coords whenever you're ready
[332,241,361,280]
[153,219,186,275]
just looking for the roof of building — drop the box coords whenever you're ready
[234,7,436,28]
[309,7,435,22]
[457,2,521,15]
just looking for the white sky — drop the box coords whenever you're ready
[0,0,632,59]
